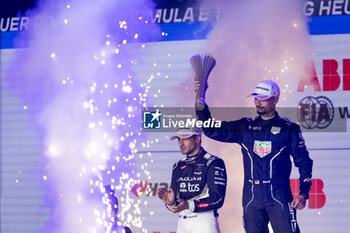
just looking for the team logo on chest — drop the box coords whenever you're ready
[271,126,281,135]
[253,140,272,158]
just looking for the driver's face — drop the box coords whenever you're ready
[254,97,278,117]
[177,135,200,156]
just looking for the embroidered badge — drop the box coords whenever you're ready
[253,140,272,158]
[271,126,281,135]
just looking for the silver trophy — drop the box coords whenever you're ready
[190,54,216,110]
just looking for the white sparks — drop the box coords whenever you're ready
[122,85,132,93]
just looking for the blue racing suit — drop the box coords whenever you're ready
[197,104,313,233]
[168,147,227,216]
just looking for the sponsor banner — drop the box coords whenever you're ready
[290,35,350,132]
[0,9,217,31]
[141,107,347,132]
[304,0,350,16]
[3,16,350,48]
[2,1,350,49]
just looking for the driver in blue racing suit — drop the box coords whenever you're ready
[158,127,227,233]
[194,80,313,233]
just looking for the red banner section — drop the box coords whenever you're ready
[290,178,326,209]
[298,59,350,92]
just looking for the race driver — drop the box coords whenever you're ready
[158,127,227,233]
[193,80,313,233]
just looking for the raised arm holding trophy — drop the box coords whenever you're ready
[192,54,313,233]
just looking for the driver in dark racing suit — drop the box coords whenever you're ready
[194,80,313,233]
[158,127,227,233]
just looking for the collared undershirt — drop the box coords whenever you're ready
[261,114,275,121]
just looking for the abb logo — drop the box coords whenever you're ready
[298,59,350,92]
[290,178,326,209]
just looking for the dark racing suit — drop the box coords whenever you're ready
[197,105,313,233]
[168,147,227,216]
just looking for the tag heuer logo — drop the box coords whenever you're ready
[253,140,272,158]
[143,110,161,129]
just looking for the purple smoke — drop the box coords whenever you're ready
[5,0,160,232]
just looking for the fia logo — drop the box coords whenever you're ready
[297,96,334,129]
[143,109,162,129]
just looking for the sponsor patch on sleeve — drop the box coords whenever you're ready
[197,203,211,208]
